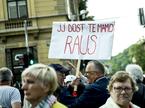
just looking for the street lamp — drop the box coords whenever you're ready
[24,20,30,54]
[66,0,87,21]
[80,10,88,20]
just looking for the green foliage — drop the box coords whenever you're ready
[105,39,145,75]
[79,0,87,11]
[129,41,145,71]
[105,48,132,75]
[78,1,145,74]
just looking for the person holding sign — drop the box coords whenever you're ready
[67,60,109,108]
[50,63,85,106]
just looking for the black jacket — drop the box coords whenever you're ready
[68,77,110,108]
[132,81,145,108]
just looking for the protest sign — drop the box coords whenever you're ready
[49,21,115,60]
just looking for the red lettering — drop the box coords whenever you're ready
[68,24,84,32]
[72,36,80,54]
[88,24,96,32]
[57,24,65,32]
[108,24,114,32]
[97,23,114,32]
[64,35,97,55]
[87,35,97,54]
[80,35,87,55]
[64,36,73,54]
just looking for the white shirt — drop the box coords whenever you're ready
[0,85,21,108]
[99,97,140,108]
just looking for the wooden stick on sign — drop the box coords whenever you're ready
[73,59,81,96]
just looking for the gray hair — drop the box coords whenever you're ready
[87,60,105,74]
[125,64,144,82]
[0,67,13,82]
[21,63,58,94]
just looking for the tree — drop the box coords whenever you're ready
[129,39,145,71]
[105,48,132,75]
[105,38,145,75]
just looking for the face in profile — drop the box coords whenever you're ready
[57,72,65,86]
[21,75,49,102]
[85,62,99,84]
[110,79,134,107]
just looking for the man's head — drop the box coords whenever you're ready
[49,64,70,86]
[85,60,105,84]
[0,67,13,85]
[125,64,144,82]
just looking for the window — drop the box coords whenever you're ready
[7,0,28,19]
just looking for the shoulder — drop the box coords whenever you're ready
[99,97,120,108]
[52,101,68,108]
[131,103,141,108]
[96,77,109,83]
[91,77,109,89]
[9,86,21,94]
[0,86,20,94]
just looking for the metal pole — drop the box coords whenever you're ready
[73,0,80,21]
[24,20,30,54]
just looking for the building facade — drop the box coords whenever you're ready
[0,0,68,82]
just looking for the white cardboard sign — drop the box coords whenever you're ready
[49,21,115,60]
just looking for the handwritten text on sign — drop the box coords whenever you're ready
[49,21,115,60]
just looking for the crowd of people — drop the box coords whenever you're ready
[0,60,145,108]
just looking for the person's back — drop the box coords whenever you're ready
[126,64,145,108]
[0,67,21,108]
[132,81,145,108]
[0,86,21,108]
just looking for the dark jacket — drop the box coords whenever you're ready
[55,84,85,106]
[54,84,85,105]
[132,80,145,108]
[68,76,110,108]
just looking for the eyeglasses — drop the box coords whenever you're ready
[85,71,97,76]
[113,87,132,93]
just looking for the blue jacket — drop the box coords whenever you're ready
[68,76,110,108]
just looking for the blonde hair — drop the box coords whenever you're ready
[21,63,58,94]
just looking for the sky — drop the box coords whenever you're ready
[87,0,145,56]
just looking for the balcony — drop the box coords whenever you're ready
[0,19,39,37]
[5,20,32,29]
